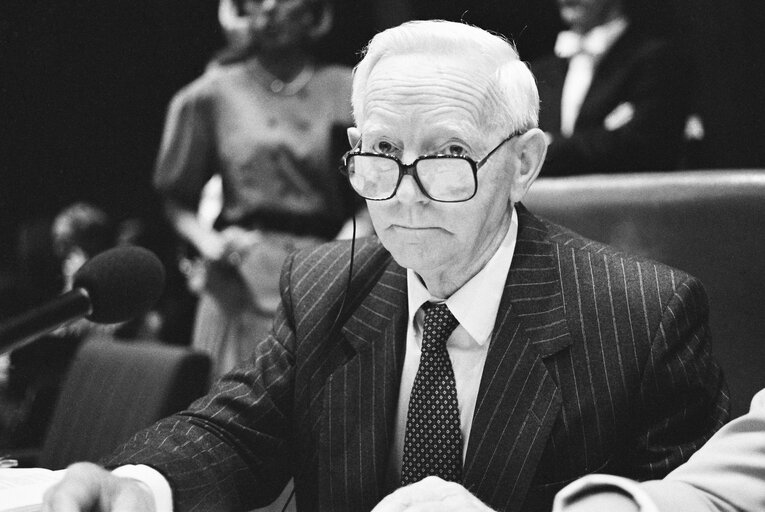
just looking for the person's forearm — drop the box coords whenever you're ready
[640,480,732,512]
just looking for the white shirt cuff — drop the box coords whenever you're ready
[111,464,174,512]
[552,474,660,512]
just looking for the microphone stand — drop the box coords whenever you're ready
[0,289,92,355]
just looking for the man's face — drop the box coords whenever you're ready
[557,0,623,33]
[358,53,518,291]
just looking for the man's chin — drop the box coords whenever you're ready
[386,245,446,275]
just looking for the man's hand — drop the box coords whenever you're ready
[43,462,156,512]
[372,476,494,511]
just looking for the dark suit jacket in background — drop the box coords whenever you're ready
[532,27,693,175]
[106,205,728,511]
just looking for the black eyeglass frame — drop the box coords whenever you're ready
[339,131,524,203]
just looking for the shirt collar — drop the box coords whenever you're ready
[406,207,519,346]
[555,16,629,59]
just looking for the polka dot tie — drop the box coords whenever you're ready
[401,302,462,485]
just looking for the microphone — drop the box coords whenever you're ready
[0,246,166,353]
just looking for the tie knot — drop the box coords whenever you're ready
[421,303,459,352]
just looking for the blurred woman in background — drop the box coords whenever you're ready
[154,0,367,379]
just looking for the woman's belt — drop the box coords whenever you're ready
[218,211,342,240]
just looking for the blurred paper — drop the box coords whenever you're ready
[0,468,65,512]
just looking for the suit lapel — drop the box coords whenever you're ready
[320,256,408,510]
[464,205,572,511]
[576,27,639,130]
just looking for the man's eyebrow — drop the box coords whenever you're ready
[361,127,389,138]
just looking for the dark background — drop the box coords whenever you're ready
[1,0,763,277]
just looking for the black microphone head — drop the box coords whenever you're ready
[72,246,166,324]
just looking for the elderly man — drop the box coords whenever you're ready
[44,20,726,512]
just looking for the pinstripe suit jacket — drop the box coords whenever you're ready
[106,205,728,511]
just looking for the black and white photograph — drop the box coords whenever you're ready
[0,1,763,511]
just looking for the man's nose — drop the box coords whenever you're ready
[394,174,428,204]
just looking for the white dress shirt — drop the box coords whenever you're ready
[104,209,520,511]
[387,208,519,482]
[556,17,628,136]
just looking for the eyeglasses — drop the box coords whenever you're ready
[340,132,522,203]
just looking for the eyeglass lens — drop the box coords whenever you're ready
[347,155,475,201]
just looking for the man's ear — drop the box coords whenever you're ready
[509,128,547,204]
[347,127,361,149]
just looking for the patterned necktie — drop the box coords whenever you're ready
[401,302,462,485]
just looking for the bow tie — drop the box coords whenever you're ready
[554,30,611,59]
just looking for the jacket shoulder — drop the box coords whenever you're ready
[541,216,699,289]
[282,236,393,314]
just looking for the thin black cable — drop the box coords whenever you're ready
[279,214,357,512]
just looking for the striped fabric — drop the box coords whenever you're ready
[106,204,728,512]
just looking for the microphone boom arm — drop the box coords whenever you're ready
[0,288,92,354]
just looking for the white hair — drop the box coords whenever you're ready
[351,20,539,134]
